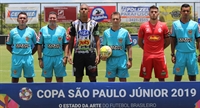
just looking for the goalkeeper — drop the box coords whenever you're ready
[101,12,132,82]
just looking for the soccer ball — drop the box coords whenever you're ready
[100,46,112,58]
[19,87,33,101]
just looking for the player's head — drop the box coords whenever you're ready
[17,12,28,26]
[48,11,57,26]
[149,5,159,21]
[79,4,89,18]
[180,4,191,19]
[110,11,121,27]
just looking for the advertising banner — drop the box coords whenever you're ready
[120,6,150,22]
[0,82,200,108]
[5,7,39,24]
[44,6,77,22]
[88,6,116,22]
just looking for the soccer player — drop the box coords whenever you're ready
[138,5,170,82]
[37,11,68,82]
[6,12,38,83]
[170,4,200,81]
[67,4,100,82]
[101,12,132,82]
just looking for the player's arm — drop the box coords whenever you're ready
[6,32,12,54]
[32,31,38,55]
[170,25,176,55]
[37,31,43,60]
[195,24,200,55]
[127,45,132,60]
[138,26,144,49]
[93,23,100,57]
[68,23,76,57]
[164,25,170,49]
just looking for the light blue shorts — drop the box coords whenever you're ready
[106,54,129,78]
[11,54,35,78]
[42,55,67,78]
[173,51,199,76]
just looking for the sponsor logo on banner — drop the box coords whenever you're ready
[89,6,116,22]
[5,7,39,24]
[120,6,150,22]
[44,6,77,22]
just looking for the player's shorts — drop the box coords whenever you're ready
[139,54,168,79]
[106,54,129,78]
[11,54,35,78]
[42,55,67,78]
[173,51,199,76]
[73,52,97,77]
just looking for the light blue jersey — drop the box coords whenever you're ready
[102,28,132,57]
[171,20,200,52]
[38,25,68,56]
[6,26,37,55]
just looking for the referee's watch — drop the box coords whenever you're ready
[128,58,132,61]
[171,53,175,57]
[38,58,43,61]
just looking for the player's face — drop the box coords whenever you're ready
[149,8,159,20]
[180,7,191,19]
[80,4,89,17]
[17,14,28,26]
[111,14,121,27]
[48,14,57,26]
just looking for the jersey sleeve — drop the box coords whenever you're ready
[171,23,176,37]
[63,28,68,44]
[69,21,76,37]
[37,28,44,44]
[93,23,100,36]
[102,31,107,46]
[31,29,37,45]
[6,31,13,45]
[126,32,132,46]
[163,23,170,38]
[195,23,200,39]
[138,24,144,38]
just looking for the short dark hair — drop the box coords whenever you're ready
[17,12,28,18]
[181,4,190,10]
[149,5,158,10]
[49,11,57,17]
[111,11,121,18]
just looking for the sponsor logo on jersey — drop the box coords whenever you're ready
[178,38,192,42]
[78,39,91,46]
[48,44,60,49]
[16,44,30,48]
[78,29,90,37]
[148,35,161,41]
[110,45,122,50]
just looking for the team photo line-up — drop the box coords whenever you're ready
[5,3,200,83]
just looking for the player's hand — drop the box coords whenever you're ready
[39,60,44,68]
[67,55,73,65]
[127,61,132,69]
[95,56,100,65]
[100,56,108,61]
[63,57,67,66]
[171,56,176,63]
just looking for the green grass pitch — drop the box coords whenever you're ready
[0,45,199,83]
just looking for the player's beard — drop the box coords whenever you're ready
[49,22,57,27]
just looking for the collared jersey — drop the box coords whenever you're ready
[102,28,132,57]
[38,25,68,56]
[171,20,200,52]
[6,26,37,55]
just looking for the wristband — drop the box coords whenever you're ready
[63,56,68,59]
[38,58,43,60]
[171,53,175,57]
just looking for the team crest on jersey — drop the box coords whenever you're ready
[188,30,192,35]
[158,28,162,33]
[25,36,29,42]
[90,7,108,22]
[58,37,62,41]
[148,35,161,41]
[118,38,123,43]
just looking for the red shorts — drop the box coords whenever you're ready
[139,54,168,79]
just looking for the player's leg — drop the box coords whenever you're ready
[105,56,118,82]
[24,55,35,83]
[173,52,186,81]
[73,53,84,82]
[11,55,23,83]
[117,55,129,82]
[85,53,97,82]
[42,55,53,82]
[54,55,67,82]
[139,55,153,82]
[186,52,198,81]
[153,55,168,82]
